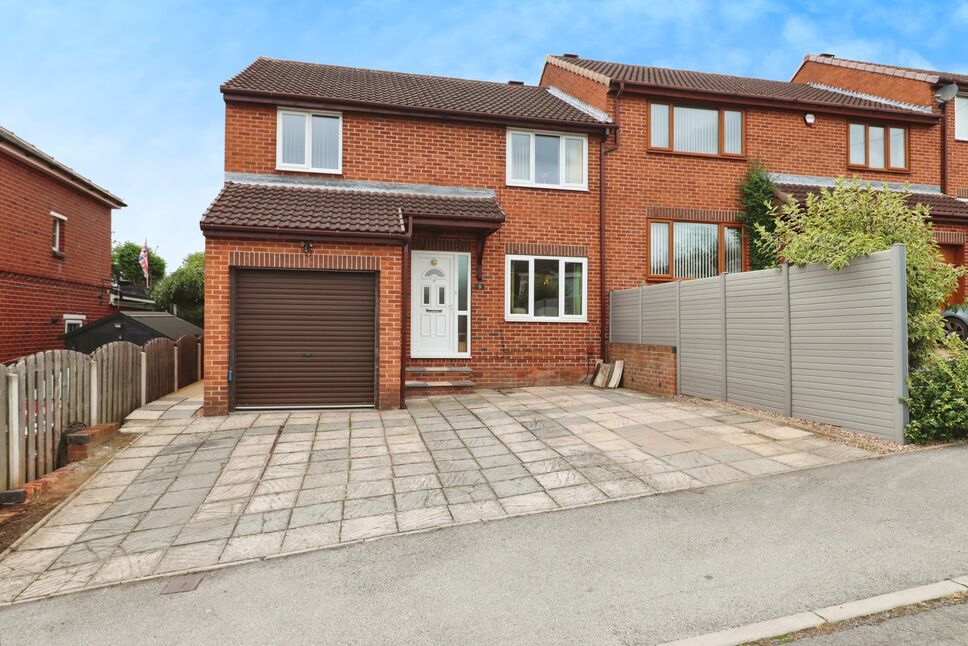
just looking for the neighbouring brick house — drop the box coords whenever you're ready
[201,53,968,414]
[791,54,968,303]
[0,126,125,364]
[201,58,612,414]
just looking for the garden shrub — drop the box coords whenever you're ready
[737,161,778,270]
[905,340,968,444]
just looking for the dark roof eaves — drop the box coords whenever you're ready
[220,87,610,132]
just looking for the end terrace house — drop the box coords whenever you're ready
[201,58,612,414]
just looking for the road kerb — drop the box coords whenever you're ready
[659,575,968,646]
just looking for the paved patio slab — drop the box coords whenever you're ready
[0,386,876,604]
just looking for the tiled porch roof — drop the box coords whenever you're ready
[775,182,968,220]
[200,180,505,236]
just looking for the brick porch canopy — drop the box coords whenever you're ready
[774,182,968,221]
[200,178,506,239]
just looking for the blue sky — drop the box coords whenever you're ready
[3,0,967,270]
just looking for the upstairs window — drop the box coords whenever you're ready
[506,130,587,190]
[51,211,67,256]
[277,109,342,173]
[956,95,968,142]
[849,123,907,170]
[649,103,744,157]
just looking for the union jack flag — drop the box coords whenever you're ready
[139,242,150,285]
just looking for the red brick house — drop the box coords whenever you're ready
[540,55,968,297]
[0,126,125,364]
[202,54,968,414]
[791,54,968,303]
[201,58,612,414]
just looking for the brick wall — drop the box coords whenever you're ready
[203,237,404,415]
[212,104,604,410]
[0,152,114,363]
[607,343,677,397]
[539,62,610,114]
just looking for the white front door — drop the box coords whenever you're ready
[411,251,468,358]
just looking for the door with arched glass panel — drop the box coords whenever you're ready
[411,251,470,357]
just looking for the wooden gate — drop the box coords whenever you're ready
[92,341,142,425]
[144,338,176,403]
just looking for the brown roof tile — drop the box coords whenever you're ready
[775,182,968,220]
[222,57,604,126]
[200,182,505,236]
[548,55,931,116]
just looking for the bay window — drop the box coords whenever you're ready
[277,108,342,173]
[648,221,744,279]
[649,103,744,157]
[506,255,587,321]
[848,122,907,170]
[506,130,587,190]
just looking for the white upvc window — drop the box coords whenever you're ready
[276,108,342,173]
[505,255,587,322]
[51,211,67,254]
[956,95,968,142]
[63,314,86,333]
[506,129,588,190]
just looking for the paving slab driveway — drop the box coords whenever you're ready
[0,386,874,604]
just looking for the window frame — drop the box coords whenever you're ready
[647,101,747,159]
[63,314,86,334]
[955,94,968,142]
[51,211,67,257]
[505,129,589,191]
[504,254,588,322]
[646,219,747,281]
[847,122,909,172]
[275,107,343,174]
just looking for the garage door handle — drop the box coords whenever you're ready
[303,352,313,358]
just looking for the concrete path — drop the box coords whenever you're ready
[0,386,873,605]
[0,444,964,645]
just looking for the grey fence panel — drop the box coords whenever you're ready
[609,288,641,344]
[725,268,790,415]
[0,368,7,489]
[678,277,726,400]
[789,246,906,442]
[641,282,678,346]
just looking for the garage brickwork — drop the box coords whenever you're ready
[0,152,114,363]
[204,238,403,414]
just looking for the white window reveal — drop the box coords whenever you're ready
[506,130,588,190]
[276,109,342,173]
[505,255,587,322]
[63,314,86,333]
[51,211,67,255]
[956,95,968,142]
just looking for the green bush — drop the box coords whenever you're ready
[756,178,962,370]
[905,341,968,444]
[152,252,204,326]
[737,161,778,270]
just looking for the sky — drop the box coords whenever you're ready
[2,0,967,271]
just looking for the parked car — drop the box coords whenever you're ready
[944,307,968,340]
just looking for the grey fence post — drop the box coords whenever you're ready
[720,273,728,402]
[674,280,681,396]
[6,371,21,489]
[90,361,99,426]
[782,263,793,417]
[197,346,202,383]
[638,286,644,344]
[890,243,909,444]
[173,346,179,391]
[140,352,148,407]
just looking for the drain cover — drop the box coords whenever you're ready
[161,574,204,594]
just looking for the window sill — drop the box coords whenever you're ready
[275,165,343,175]
[505,316,588,323]
[410,352,471,360]
[847,165,910,174]
[505,181,589,193]
[647,148,746,161]
[51,250,65,260]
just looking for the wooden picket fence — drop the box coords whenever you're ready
[0,335,203,491]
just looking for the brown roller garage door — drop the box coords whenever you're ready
[233,269,377,408]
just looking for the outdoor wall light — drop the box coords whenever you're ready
[301,241,314,254]
[804,113,816,125]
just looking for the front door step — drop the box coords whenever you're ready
[405,379,476,388]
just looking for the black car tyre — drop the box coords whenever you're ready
[944,316,968,340]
